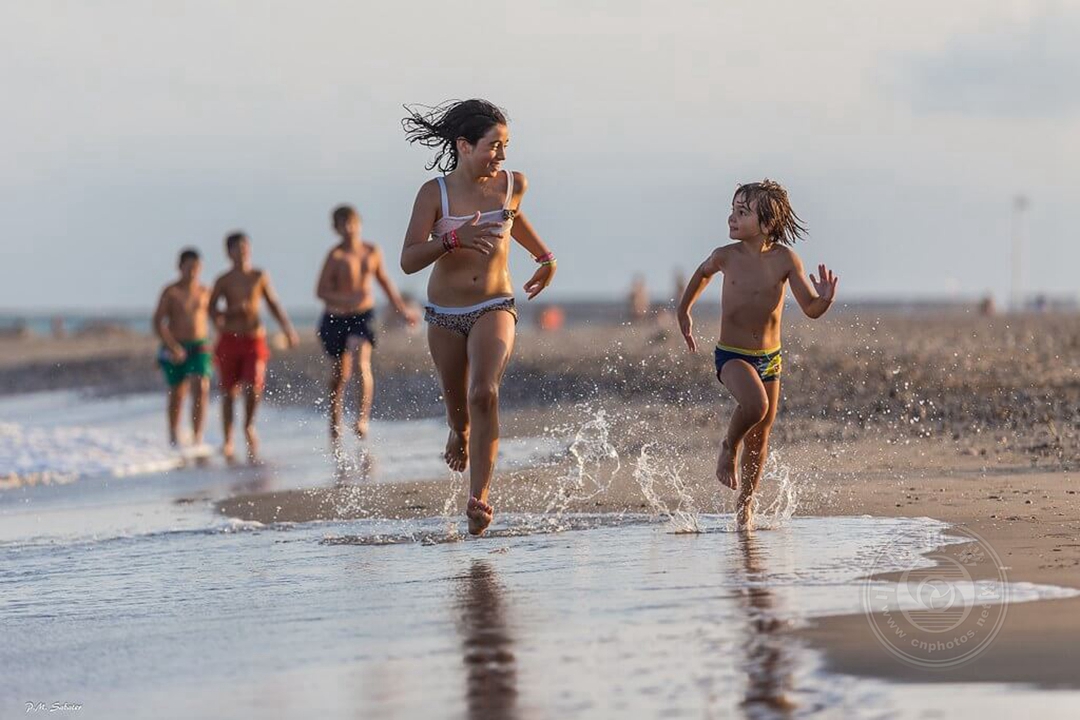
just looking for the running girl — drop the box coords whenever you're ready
[400,99,557,535]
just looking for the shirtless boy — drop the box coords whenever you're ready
[209,232,300,463]
[677,180,839,529]
[152,248,212,449]
[316,205,418,449]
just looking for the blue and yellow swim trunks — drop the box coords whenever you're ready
[714,342,782,383]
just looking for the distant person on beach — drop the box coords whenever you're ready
[400,99,557,535]
[677,180,838,529]
[209,232,299,464]
[152,248,212,450]
[316,204,418,451]
[628,275,650,321]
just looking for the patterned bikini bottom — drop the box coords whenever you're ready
[424,297,518,337]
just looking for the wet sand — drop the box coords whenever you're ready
[4,309,1079,692]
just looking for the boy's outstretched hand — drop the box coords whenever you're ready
[810,264,839,301]
[678,312,697,352]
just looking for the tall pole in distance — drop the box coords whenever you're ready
[1011,195,1029,312]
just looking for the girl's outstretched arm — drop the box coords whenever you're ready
[786,250,838,319]
[677,248,725,352]
[507,173,556,299]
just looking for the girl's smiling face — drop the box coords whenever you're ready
[459,124,509,178]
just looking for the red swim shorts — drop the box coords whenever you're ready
[215,333,270,392]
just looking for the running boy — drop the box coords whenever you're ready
[209,232,300,463]
[677,180,839,529]
[152,248,212,449]
[316,204,418,448]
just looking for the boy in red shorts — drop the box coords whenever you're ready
[209,232,299,463]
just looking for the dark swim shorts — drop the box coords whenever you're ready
[318,310,376,358]
[714,342,782,383]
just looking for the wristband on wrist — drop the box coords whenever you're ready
[441,229,460,253]
[534,251,556,265]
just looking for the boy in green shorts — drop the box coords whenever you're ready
[153,248,213,450]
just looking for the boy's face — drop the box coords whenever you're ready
[228,238,251,264]
[460,124,509,178]
[729,193,766,241]
[336,215,361,238]
[180,258,201,281]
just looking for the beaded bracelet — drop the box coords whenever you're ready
[441,229,460,253]
[534,251,556,266]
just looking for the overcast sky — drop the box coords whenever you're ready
[1,0,1077,311]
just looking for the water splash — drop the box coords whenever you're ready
[633,443,702,533]
[750,451,801,530]
[441,471,465,540]
[541,407,621,525]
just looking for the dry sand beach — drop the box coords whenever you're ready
[3,308,1079,710]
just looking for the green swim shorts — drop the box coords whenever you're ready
[158,339,213,387]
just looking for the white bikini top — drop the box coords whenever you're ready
[431,169,516,239]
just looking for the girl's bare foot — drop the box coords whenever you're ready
[466,496,494,536]
[716,439,738,490]
[444,429,468,472]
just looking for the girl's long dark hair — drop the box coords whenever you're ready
[402,99,508,173]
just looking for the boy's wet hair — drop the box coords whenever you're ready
[225,232,248,251]
[401,99,508,173]
[178,248,200,267]
[734,179,808,246]
[332,205,359,227]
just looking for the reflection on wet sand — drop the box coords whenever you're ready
[737,532,796,717]
[455,560,518,720]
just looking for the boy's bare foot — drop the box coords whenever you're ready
[245,427,260,465]
[716,439,738,490]
[354,419,369,440]
[444,429,468,472]
[466,496,494,536]
[222,440,237,465]
[185,442,211,468]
